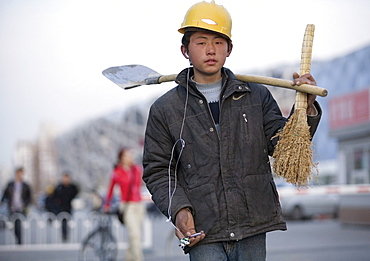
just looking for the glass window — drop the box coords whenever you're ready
[354,148,364,170]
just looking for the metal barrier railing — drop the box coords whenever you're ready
[0,211,152,249]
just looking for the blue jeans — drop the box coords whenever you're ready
[189,233,266,261]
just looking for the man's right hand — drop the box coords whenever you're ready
[103,205,110,213]
[175,208,205,247]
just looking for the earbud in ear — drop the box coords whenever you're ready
[185,52,189,59]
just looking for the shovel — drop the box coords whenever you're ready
[102,64,328,97]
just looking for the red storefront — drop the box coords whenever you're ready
[329,88,370,184]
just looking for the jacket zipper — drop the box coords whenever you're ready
[242,113,250,143]
[242,113,248,123]
[205,101,220,140]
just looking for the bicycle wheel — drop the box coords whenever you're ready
[100,231,118,261]
[80,229,117,261]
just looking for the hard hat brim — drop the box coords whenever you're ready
[180,27,231,42]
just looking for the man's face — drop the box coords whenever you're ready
[186,31,231,82]
[15,170,23,181]
[62,175,71,185]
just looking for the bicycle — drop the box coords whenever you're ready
[79,211,118,261]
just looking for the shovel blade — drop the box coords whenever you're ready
[102,64,161,89]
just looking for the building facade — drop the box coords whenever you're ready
[330,88,370,184]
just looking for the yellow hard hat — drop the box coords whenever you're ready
[178,0,232,40]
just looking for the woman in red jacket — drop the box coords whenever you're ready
[104,148,145,261]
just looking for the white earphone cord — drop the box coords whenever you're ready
[166,67,190,237]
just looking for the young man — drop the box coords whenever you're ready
[53,172,79,242]
[142,1,321,260]
[1,167,32,244]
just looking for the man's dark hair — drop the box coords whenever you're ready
[15,166,24,173]
[181,28,232,53]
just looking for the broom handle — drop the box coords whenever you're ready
[295,24,315,109]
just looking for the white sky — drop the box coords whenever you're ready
[1,0,370,167]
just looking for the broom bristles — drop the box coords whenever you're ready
[272,109,318,187]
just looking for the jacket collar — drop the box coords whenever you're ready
[175,67,251,99]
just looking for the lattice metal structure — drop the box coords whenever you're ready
[55,100,152,191]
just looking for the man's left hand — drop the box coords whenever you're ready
[292,72,317,115]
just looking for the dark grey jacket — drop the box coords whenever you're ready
[143,67,321,246]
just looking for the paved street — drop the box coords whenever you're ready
[0,218,369,261]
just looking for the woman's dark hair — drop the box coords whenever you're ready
[181,28,232,53]
[114,147,130,169]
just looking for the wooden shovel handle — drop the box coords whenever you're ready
[234,74,327,97]
[158,74,178,84]
[158,73,327,97]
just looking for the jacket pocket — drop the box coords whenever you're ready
[242,176,280,225]
[186,183,221,234]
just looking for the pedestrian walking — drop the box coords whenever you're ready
[1,167,32,244]
[104,148,145,261]
[53,172,79,242]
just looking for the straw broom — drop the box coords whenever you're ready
[272,24,317,187]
